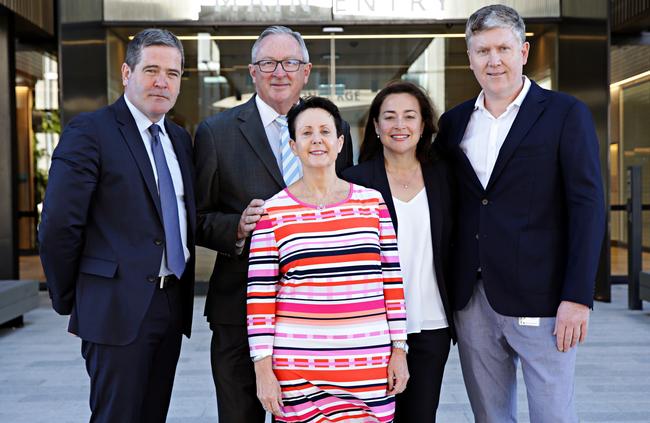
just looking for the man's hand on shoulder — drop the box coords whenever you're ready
[553,300,590,352]
[236,199,265,252]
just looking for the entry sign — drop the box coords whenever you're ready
[105,0,560,23]
[333,0,446,20]
[333,0,559,20]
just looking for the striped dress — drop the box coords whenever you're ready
[247,183,407,423]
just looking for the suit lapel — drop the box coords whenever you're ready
[423,160,452,312]
[165,120,196,235]
[372,155,398,233]
[238,96,285,188]
[422,162,443,257]
[486,82,547,190]
[113,96,163,222]
[450,102,485,193]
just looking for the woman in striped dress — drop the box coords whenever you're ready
[247,96,408,422]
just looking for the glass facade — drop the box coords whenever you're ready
[610,70,650,275]
[16,50,59,254]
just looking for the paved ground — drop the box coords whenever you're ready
[1,285,649,423]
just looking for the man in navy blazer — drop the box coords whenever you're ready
[39,29,195,423]
[436,5,605,422]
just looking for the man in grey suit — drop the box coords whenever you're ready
[194,25,353,422]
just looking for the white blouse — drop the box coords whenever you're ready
[393,189,448,334]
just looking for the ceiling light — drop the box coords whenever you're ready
[167,32,533,41]
[610,70,650,88]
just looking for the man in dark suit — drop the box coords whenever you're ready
[39,29,195,423]
[436,5,605,422]
[194,25,353,422]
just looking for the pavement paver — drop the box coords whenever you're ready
[1,285,648,422]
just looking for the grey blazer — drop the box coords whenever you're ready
[194,95,354,325]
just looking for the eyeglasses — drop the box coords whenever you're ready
[253,59,306,73]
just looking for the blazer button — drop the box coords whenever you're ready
[147,276,155,283]
[154,239,163,246]
[475,233,480,240]
[481,198,489,205]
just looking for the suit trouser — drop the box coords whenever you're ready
[394,328,451,423]
[456,281,578,423]
[210,324,266,423]
[81,282,183,423]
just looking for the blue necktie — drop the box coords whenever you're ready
[276,115,302,186]
[148,124,185,278]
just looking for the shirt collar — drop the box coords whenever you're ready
[255,95,301,127]
[474,76,531,114]
[255,95,282,128]
[124,94,167,137]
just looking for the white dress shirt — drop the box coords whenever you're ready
[460,77,531,188]
[394,189,448,334]
[255,95,284,170]
[124,95,190,276]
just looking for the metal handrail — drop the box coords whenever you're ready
[610,204,650,211]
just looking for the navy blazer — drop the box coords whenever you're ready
[39,96,196,345]
[436,81,605,317]
[342,153,456,341]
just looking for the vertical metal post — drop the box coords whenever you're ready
[627,166,642,310]
[594,236,611,302]
[329,34,336,99]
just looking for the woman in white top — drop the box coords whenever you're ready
[343,80,455,422]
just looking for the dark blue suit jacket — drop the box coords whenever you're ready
[436,81,605,317]
[39,96,196,345]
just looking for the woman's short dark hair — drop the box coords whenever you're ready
[359,80,438,163]
[287,96,343,141]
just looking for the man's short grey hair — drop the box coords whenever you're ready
[125,28,185,70]
[465,4,526,47]
[251,25,310,63]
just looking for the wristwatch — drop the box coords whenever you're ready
[252,353,271,362]
[392,340,409,354]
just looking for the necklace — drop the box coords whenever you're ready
[387,165,421,190]
[311,191,329,209]
[299,179,347,209]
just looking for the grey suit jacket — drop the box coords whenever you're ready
[194,95,354,325]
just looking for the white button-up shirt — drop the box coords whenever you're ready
[460,77,532,189]
[255,95,284,170]
[124,95,190,276]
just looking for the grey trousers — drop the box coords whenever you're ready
[456,281,579,423]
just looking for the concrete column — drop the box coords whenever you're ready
[556,13,611,300]
[59,0,108,125]
[0,7,18,279]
